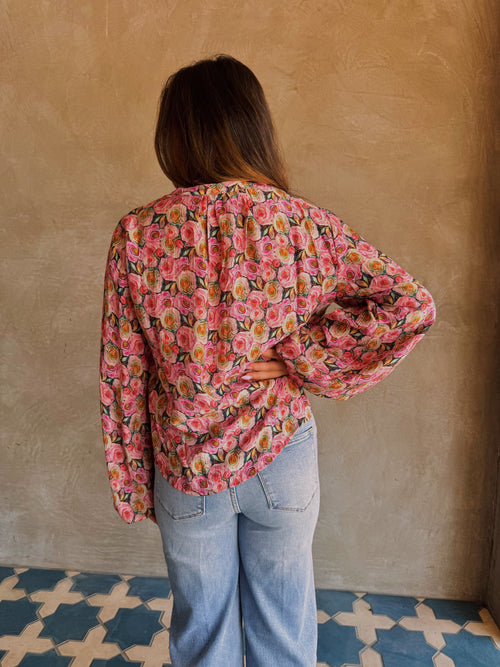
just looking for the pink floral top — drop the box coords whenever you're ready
[100,180,436,523]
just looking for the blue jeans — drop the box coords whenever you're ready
[154,415,320,666]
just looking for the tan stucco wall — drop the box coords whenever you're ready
[1,0,499,601]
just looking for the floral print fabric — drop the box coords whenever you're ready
[100,180,435,523]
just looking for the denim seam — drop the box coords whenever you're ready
[257,473,273,509]
[229,487,241,514]
[169,502,204,520]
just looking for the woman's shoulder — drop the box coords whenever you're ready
[113,189,187,231]
[115,181,342,232]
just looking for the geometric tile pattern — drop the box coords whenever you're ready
[0,567,499,666]
[316,589,500,667]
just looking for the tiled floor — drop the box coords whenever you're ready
[0,566,499,666]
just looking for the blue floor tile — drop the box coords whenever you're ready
[363,593,420,620]
[0,597,40,635]
[17,650,72,666]
[14,568,67,594]
[70,572,122,596]
[423,597,483,624]
[317,618,365,666]
[0,566,15,583]
[1,565,499,667]
[316,589,358,616]
[38,600,100,643]
[103,606,163,650]
[126,575,171,601]
[372,624,437,666]
[441,630,500,666]
[91,657,142,666]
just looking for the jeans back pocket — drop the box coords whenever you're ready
[154,465,205,520]
[257,419,319,512]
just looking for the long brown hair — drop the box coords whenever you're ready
[154,55,289,192]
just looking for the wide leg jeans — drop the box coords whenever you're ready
[154,415,320,666]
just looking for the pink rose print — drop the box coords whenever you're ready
[100,181,435,523]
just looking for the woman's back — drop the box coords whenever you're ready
[100,178,435,522]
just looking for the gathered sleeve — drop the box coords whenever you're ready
[274,213,436,400]
[99,218,156,523]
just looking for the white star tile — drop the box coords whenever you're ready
[86,581,142,622]
[13,567,28,575]
[399,602,461,650]
[334,597,395,644]
[433,652,456,666]
[360,646,385,667]
[148,596,173,629]
[0,575,24,602]
[30,577,84,617]
[464,606,500,648]
[58,624,121,666]
[0,620,54,667]
[65,570,81,577]
[125,627,171,666]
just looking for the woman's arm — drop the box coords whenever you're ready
[100,218,156,523]
[274,213,436,399]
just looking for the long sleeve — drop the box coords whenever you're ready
[99,218,156,523]
[274,213,436,400]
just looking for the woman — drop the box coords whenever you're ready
[100,55,435,666]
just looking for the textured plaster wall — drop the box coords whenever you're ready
[1,0,499,601]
